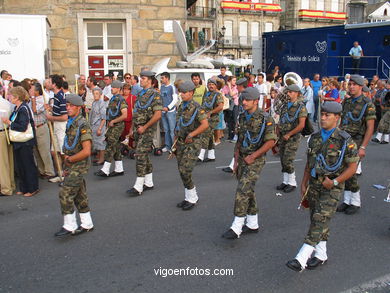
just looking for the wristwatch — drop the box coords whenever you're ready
[333,179,339,186]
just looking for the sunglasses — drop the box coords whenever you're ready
[125,76,131,79]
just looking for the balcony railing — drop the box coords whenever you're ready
[221,36,259,47]
[187,6,217,19]
[221,1,282,13]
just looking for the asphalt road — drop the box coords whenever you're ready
[0,138,389,293]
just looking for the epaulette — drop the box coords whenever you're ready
[339,130,351,140]
[363,96,371,104]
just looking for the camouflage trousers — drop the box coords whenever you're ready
[134,128,154,177]
[378,111,390,134]
[176,139,201,189]
[200,126,214,150]
[345,135,362,193]
[104,123,125,162]
[279,134,301,174]
[59,169,90,215]
[233,155,266,217]
[304,181,343,246]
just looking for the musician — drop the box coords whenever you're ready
[174,81,208,210]
[276,84,308,193]
[286,102,358,271]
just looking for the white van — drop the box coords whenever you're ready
[152,57,232,84]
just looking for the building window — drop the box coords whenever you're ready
[264,0,273,3]
[85,21,126,80]
[301,0,309,9]
[251,22,259,42]
[224,20,233,44]
[316,0,324,11]
[331,0,338,12]
[239,21,248,45]
[264,22,273,33]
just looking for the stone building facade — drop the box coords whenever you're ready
[280,0,347,30]
[0,0,186,82]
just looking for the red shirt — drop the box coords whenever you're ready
[125,94,137,122]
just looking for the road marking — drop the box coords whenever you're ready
[216,159,303,169]
[339,273,390,293]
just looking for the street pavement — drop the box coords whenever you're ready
[0,138,389,293]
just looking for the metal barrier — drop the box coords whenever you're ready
[328,55,380,77]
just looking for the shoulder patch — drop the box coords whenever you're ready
[81,129,87,134]
[348,144,355,149]
[200,109,205,114]
[155,96,160,100]
[266,122,273,126]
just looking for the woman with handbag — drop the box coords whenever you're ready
[1,86,39,197]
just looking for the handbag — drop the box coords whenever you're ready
[222,94,230,111]
[9,105,34,142]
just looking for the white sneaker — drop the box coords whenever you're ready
[162,147,169,153]
[49,176,62,183]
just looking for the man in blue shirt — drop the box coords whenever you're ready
[131,75,142,96]
[311,73,322,123]
[160,72,178,152]
[349,41,364,74]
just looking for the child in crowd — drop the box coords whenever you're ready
[89,87,107,166]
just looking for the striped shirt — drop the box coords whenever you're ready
[29,95,47,126]
[52,90,67,116]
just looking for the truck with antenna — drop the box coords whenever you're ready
[261,21,390,79]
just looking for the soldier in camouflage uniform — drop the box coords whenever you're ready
[127,71,163,196]
[95,80,128,177]
[337,75,376,215]
[286,102,359,272]
[55,94,94,237]
[222,77,249,173]
[174,81,209,210]
[197,78,224,162]
[222,87,277,239]
[276,84,308,193]
[372,87,390,144]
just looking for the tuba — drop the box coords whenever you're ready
[274,72,303,115]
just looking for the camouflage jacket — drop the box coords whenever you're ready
[201,90,224,129]
[106,94,128,121]
[237,108,277,156]
[132,88,163,131]
[307,128,359,181]
[279,100,307,135]
[63,113,92,174]
[176,99,207,142]
[340,95,376,137]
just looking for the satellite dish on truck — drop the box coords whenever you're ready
[172,20,215,68]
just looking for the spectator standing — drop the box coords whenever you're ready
[2,86,39,197]
[45,74,68,182]
[222,76,238,141]
[311,73,322,123]
[323,80,340,102]
[124,73,132,86]
[131,75,142,96]
[102,74,113,103]
[85,76,97,111]
[0,85,15,196]
[160,72,178,152]
[120,83,137,145]
[218,66,229,84]
[89,87,107,165]
[29,83,55,179]
[191,73,207,105]
[301,78,314,120]
[349,41,364,74]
